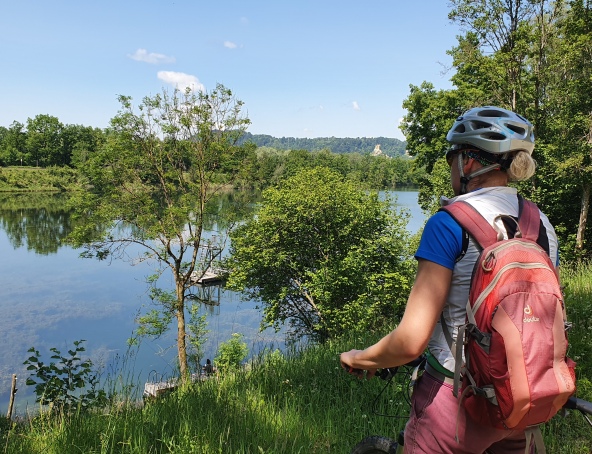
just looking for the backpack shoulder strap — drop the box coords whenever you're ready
[440,201,498,249]
[517,195,541,242]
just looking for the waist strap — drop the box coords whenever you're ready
[425,362,455,386]
[426,351,454,377]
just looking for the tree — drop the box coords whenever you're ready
[63,124,106,168]
[225,167,416,342]
[400,82,464,213]
[0,121,27,166]
[543,0,592,257]
[70,84,251,378]
[448,0,543,111]
[26,114,64,167]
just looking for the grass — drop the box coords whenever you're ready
[0,166,81,192]
[2,263,592,453]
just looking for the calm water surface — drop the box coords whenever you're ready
[0,190,425,414]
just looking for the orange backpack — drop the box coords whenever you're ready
[441,197,576,435]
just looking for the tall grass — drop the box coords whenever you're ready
[2,263,592,453]
[2,337,409,453]
[544,261,592,453]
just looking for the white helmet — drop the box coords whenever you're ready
[446,106,535,155]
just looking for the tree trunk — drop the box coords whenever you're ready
[176,281,188,379]
[6,374,16,419]
[576,182,590,252]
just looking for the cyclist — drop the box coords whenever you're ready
[340,106,559,453]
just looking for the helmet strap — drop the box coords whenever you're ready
[458,153,469,195]
[457,152,502,195]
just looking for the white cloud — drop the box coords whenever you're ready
[128,48,175,64]
[352,101,361,111]
[157,71,205,92]
[224,41,238,49]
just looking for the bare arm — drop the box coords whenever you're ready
[340,259,452,371]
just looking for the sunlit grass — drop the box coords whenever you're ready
[2,263,592,453]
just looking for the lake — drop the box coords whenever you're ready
[0,190,425,414]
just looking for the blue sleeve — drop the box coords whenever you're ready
[415,211,464,270]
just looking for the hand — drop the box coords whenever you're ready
[340,350,376,379]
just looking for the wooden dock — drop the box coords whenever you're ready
[190,269,225,285]
[143,380,178,399]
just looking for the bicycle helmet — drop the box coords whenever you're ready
[446,106,535,155]
[446,106,535,195]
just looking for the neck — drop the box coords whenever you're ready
[466,170,509,192]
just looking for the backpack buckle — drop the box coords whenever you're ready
[466,323,491,354]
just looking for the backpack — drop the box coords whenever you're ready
[440,196,576,435]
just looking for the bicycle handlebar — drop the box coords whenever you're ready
[375,356,426,380]
[565,396,592,416]
[342,356,426,379]
[345,358,592,419]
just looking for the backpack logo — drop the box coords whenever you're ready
[523,305,539,323]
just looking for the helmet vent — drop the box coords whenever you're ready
[482,132,506,140]
[505,123,526,135]
[478,108,510,118]
[471,120,492,130]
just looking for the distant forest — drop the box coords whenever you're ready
[239,133,407,157]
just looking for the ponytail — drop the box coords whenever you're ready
[508,151,536,181]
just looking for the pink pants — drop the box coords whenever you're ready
[404,371,532,453]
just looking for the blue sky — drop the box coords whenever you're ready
[1,1,461,141]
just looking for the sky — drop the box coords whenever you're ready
[0,1,462,141]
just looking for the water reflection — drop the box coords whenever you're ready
[0,193,74,254]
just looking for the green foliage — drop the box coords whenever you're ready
[245,147,420,190]
[0,166,80,192]
[239,132,407,156]
[0,121,27,166]
[23,340,107,412]
[226,167,416,341]
[215,333,248,374]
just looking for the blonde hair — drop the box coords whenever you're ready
[507,151,536,181]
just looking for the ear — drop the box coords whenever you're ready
[463,156,479,174]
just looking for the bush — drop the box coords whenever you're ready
[23,340,107,412]
[215,333,248,374]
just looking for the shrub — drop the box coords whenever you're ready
[214,333,248,374]
[23,339,107,412]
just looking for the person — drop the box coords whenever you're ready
[340,106,559,453]
[204,358,214,375]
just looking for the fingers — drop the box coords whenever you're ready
[340,351,373,379]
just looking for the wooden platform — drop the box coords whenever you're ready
[143,380,178,399]
[190,269,225,285]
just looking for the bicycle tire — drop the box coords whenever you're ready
[350,435,399,454]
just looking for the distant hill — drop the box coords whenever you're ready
[239,133,407,157]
